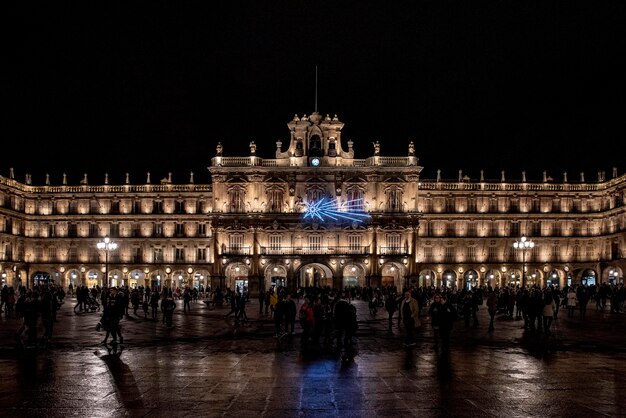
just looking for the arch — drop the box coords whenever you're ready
[441,269,457,288]
[484,269,502,289]
[32,271,52,286]
[463,269,479,290]
[342,263,366,288]
[128,269,148,289]
[581,268,598,286]
[193,269,211,290]
[264,263,288,290]
[225,262,249,292]
[419,269,436,287]
[148,269,168,291]
[526,268,544,287]
[380,262,405,290]
[108,269,124,287]
[298,262,333,289]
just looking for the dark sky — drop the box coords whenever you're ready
[1,2,624,184]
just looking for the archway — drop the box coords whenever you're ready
[581,268,598,286]
[484,269,502,289]
[342,263,366,288]
[463,269,479,290]
[419,269,436,288]
[225,263,249,292]
[441,269,457,289]
[381,262,404,290]
[264,264,288,290]
[299,263,333,289]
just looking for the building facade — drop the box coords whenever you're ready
[1,111,625,294]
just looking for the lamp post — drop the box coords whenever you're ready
[513,236,534,289]
[97,236,118,288]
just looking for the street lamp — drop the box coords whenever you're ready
[97,236,118,288]
[513,236,534,289]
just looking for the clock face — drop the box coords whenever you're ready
[311,157,320,167]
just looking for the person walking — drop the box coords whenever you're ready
[236,291,249,322]
[399,290,420,347]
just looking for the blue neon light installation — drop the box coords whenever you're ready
[302,198,370,223]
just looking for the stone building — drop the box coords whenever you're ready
[0,111,624,294]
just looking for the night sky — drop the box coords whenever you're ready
[1,2,624,185]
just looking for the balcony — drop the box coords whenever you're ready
[259,246,370,256]
[221,246,251,256]
[378,246,409,256]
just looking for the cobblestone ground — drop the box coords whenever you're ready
[1,296,625,417]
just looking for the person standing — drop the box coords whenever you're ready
[149,289,160,320]
[283,293,297,336]
[162,289,176,327]
[273,294,286,338]
[429,294,444,351]
[566,287,577,317]
[437,293,457,358]
[183,287,192,313]
[486,290,498,332]
[399,290,420,346]
[298,298,315,344]
[385,293,397,332]
[542,291,557,335]
[258,288,266,316]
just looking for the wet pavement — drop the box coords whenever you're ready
[1,297,626,417]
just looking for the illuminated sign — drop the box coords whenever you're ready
[302,197,370,223]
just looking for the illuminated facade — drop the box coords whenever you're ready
[0,111,625,294]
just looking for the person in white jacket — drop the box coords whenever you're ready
[566,288,577,318]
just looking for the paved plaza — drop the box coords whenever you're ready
[0,295,626,417]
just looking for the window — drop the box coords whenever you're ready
[153,248,163,263]
[133,201,141,214]
[229,189,245,213]
[348,235,361,252]
[89,224,98,237]
[48,247,57,262]
[110,224,119,238]
[132,223,141,237]
[268,189,284,212]
[308,235,321,251]
[176,200,185,214]
[197,248,207,262]
[269,235,282,252]
[154,224,163,237]
[69,247,78,262]
[488,246,498,262]
[48,224,55,237]
[154,201,163,214]
[306,187,325,204]
[346,188,364,212]
[386,188,403,212]
[386,234,401,253]
[133,247,143,263]
[423,247,433,263]
[175,248,185,262]
[198,223,206,236]
[467,247,475,262]
[175,223,185,237]
[229,235,244,251]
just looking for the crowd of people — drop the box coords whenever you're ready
[2,280,625,353]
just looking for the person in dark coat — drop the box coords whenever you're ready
[283,293,297,335]
[385,293,397,332]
